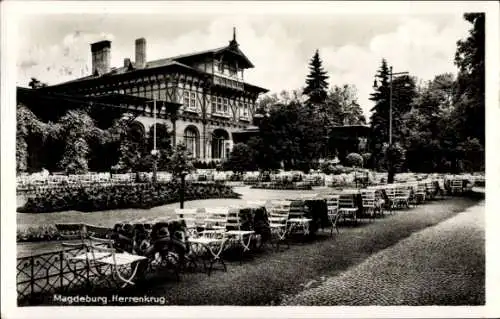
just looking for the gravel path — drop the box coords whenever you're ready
[281,201,485,306]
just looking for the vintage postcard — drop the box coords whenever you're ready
[1,1,499,318]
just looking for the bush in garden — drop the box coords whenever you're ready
[18,182,240,214]
[345,152,363,168]
[331,165,347,175]
[17,224,59,242]
[362,153,372,168]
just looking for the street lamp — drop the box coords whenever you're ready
[179,169,189,209]
[148,96,160,184]
[373,65,409,183]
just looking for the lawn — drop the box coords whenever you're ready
[33,195,482,306]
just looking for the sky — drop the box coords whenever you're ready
[15,8,472,119]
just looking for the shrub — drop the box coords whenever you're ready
[18,182,240,214]
[345,153,363,168]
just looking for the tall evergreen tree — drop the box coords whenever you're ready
[303,50,329,104]
[369,58,391,169]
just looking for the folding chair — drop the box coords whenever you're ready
[450,179,464,195]
[175,208,199,238]
[63,236,147,289]
[361,189,381,220]
[225,206,256,263]
[394,186,411,209]
[325,195,341,236]
[338,194,358,224]
[187,207,229,275]
[268,200,291,250]
[287,200,313,236]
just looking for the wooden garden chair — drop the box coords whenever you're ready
[175,208,199,238]
[187,207,229,275]
[287,200,313,236]
[394,186,411,209]
[62,236,147,289]
[360,189,378,219]
[338,194,358,224]
[225,206,256,263]
[268,200,292,250]
[325,195,341,236]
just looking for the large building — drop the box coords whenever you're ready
[35,29,268,161]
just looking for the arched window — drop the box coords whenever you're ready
[211,129,230,159]
[184,126,200,158]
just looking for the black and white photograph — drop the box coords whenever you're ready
[1,1,499,318]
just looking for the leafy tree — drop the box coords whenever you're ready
[147,123,172,170]
[345,152,363,168]
[303,50,329,104]
[384,143,406,182]
[57,110,95,174]
[454,13,485,146]
[168,143,195,178]
[326,85,366,126]
[225,143,257,174]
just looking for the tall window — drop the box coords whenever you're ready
[183,91,197,110]
[184,126,199,158]
[223,98,229,113]
[217,97,223,113]
[211,96,217,113]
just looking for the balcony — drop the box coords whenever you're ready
[213,75,244,91]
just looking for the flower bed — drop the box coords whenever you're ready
[17,182,240,214]
[17,224,60,242]
[251,181,313,190]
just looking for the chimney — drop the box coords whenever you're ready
[90,40,111,75]
[135,38,146,69]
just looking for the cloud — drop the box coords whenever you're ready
[16,14,470,120]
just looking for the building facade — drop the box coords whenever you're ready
[40,30,268,161]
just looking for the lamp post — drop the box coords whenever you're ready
[149,96,160,184]
[179,170,188,209]
[373,65,409,183]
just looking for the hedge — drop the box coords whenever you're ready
[18,181,240,214]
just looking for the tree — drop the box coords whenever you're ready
[225,143,257,174]
[453,13,485,147]
[57,110,95,174]
[369,58,391,169]
[384,143,406,182]
[326,85,366,126]
[303,50,329,104]
[168,143,195,179]
[345,153,363,168]
[147,123,172,170]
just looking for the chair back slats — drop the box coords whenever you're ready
[225,207,244,231]
[288,200,306,219]
[269,200,291,224]
[175,208,198,229]
[325,195,339,216]
[338,194,356,209]
[203,207,230,230]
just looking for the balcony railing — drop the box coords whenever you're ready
[213,75,244,91]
